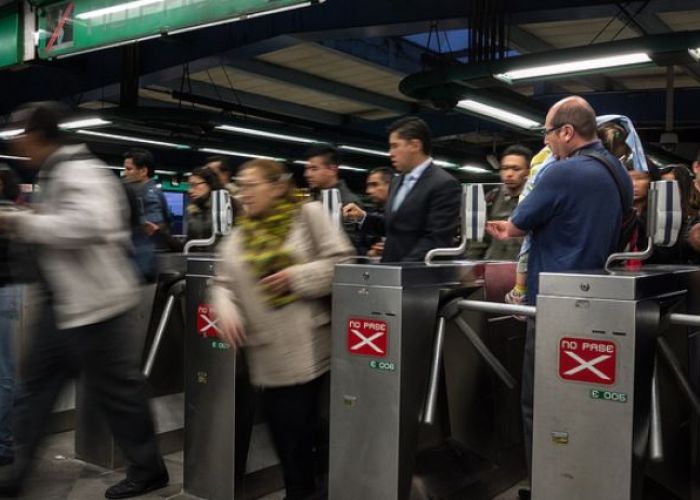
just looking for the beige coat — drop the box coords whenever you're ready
[211,201,354,387]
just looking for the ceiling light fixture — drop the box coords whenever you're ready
[215,125,314,144]
[0,129,24,139]
[76,0,164,20]
[199,148,281,161]
[456,99,542,130]
[433,159,459,168]
[339,145,389,157]
[338,165,368,172]
[459,165,491,174]
[0,154,29,161]
[60,118,111,129]
[494,52,651,82]
[77,130,190,149]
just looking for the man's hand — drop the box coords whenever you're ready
[367,240,385,257]
[259,269,292,296]
[142,221,160,236]
[342,203,366,222]
[486,220,512,241]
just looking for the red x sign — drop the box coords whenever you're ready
[197,304,221,338]
[347,318,388,358]
[559,337,616,385]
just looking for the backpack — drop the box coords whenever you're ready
[576,148,637,253]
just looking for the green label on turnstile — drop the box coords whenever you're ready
[210,340,231,351]
[590,389,628,403]
[369,360,395,372]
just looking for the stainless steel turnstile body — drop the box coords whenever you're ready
[532,268,698,500]
[329,262,526,500]
[183,255,238,500]
[329,263,465,500]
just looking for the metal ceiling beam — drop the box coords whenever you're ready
[615,6,700,84]
[226,58,415,114]
[508,26,626,92]
[151,80,347,126]
[512,0,700,24]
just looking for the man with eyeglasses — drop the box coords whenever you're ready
[486,96,632,500]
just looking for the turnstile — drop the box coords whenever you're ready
[532,267,700,500]
[329,261,527,500]
[183,255,280,500]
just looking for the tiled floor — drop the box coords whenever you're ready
[7,431,524,499]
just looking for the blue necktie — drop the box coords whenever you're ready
[392,175,415,212]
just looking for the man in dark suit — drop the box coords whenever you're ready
[343,117,461,262]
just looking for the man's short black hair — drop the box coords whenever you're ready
[124,148,155,178]
[387,116,432,155]
[12,101,69,144]
[304,143,341,166]
[206,155,236,180]
[500,144,533,166]
[368,166,394,184]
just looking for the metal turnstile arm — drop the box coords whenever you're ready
[648,361,664,462]
[143,279,186,377]
[656,337,700,417]
[453,315,517,389]
[423,317,446,425]
[423,298,530,424]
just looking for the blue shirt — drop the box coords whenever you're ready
[391,157,433,212]
[141,179,167,225]
[510,142,632,304]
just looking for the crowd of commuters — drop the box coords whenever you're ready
[2,97,700,500]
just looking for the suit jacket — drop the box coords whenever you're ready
[364,163,462,262]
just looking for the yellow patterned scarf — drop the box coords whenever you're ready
[238,199,301,308]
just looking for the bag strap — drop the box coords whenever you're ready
[576,148,633,214]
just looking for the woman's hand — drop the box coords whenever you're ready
[217,306,246,347]
[259,269,292,295]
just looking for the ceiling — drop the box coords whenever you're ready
[1,0,700,187]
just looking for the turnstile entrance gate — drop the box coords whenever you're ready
[532,268,700,500]
[329,261,527,500]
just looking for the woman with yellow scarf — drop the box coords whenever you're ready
[210,159,354,500]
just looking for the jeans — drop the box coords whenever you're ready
[12,304,165,484]
[0,285,20,459]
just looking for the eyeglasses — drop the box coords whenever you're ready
[237,181,270,191]
[189,181,207,187]
[541,124,567,137]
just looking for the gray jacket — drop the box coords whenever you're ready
[10,145,139,329]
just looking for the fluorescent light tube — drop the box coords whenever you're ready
[199,148,281,161]
[457,99,542,130]
[339,145,389,157]
[60,118,111,129]
[155,169,178,175]
[77,130,190,149]
[433,159,459,168]
[0,129,24,139]
[215,125,314,144]
[76,0,164,20]
[245,2,315,19]
[459,165,491,174]
[495,52,651,82]
[0,154,29,161]
[338,165,367,172]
